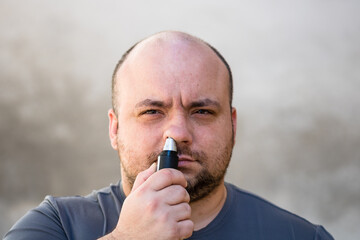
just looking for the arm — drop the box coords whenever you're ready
[4,198,67,240]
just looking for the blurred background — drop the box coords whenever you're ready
[1,0,359,239]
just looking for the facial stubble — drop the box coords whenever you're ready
[118,133,234,203]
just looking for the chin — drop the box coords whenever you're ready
[178,166,200,178]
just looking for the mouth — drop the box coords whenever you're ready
[178,155,196,168]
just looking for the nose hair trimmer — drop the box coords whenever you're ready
[156,137,179,171]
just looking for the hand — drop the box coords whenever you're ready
[101,163,194,240]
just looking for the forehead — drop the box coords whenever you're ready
[115,34,229,108]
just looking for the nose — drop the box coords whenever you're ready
[163,113,193,145]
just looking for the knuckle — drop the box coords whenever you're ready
[136,171,148,182]
[133,185,146,198]
[182,220,194,238]
[179,203,191,219]
[145,199,159,213]
[167,225,179,239]
[159,211,170,223]
[183,203,191,214]
[182,188,190,202]
[173,185,184,194]
[161,168,174,179]
[170,185,189,203]
[174,186,189,202]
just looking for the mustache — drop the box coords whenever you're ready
[147,145,207,164]
[177,146,206,162]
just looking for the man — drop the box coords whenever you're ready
[4,31,334,240]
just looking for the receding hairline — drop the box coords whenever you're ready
[112,31,213,82]
[111,31,233,114]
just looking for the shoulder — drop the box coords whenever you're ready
[4,182,124,240]
[49,182,124,237]
[226,182,313,223]
[224,183,334,239]
[50,181,124,213]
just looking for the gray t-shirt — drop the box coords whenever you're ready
[4,182,334,240]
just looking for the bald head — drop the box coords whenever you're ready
[111,31,233,114]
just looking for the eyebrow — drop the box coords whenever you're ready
[189,98,220,109]
[135,99,171,109]
[135,98,220,109]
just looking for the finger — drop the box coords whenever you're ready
[177,219,194,239]
[146,168,187,191]
[159,185,190,205]
[131,162,157,192]
[171,202,191,221]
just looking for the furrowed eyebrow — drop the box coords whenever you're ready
[135,99,171,109]
[135,98,220,109]
[189,98,220,109]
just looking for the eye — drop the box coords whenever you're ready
[193,109,213,115]
[142,109,160,115]
[138,109,164,121]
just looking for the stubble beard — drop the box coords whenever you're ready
[118,135,234,203]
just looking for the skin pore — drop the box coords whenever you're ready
[108,31,237,232]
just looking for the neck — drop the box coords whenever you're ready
[190,180,227,231]
[121,169,132,196]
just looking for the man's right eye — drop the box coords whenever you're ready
[141,109,160,115]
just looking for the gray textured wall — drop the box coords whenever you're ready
[1,0,359,239]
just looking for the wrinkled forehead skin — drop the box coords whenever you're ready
[113,31,231,112]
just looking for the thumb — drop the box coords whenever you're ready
[131,162,156,192]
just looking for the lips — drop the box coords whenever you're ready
[177,155,196,167]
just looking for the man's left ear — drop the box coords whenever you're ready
[231,107,237,145]
[108,109,119,150]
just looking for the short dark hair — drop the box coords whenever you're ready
[111,42,139,114]
[111,34,233,114]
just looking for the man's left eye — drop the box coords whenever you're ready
[194,109,212,115]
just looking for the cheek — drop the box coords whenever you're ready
[117,116,156,149]
[117,121,163,170]
[195,118,233,148]
[117,139,153,176]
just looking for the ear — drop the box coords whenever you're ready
[108,109,119,150]
[231,107,237,145]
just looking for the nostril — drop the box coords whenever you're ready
[163,128,193,146]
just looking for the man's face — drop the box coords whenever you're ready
[110,36,236,201]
